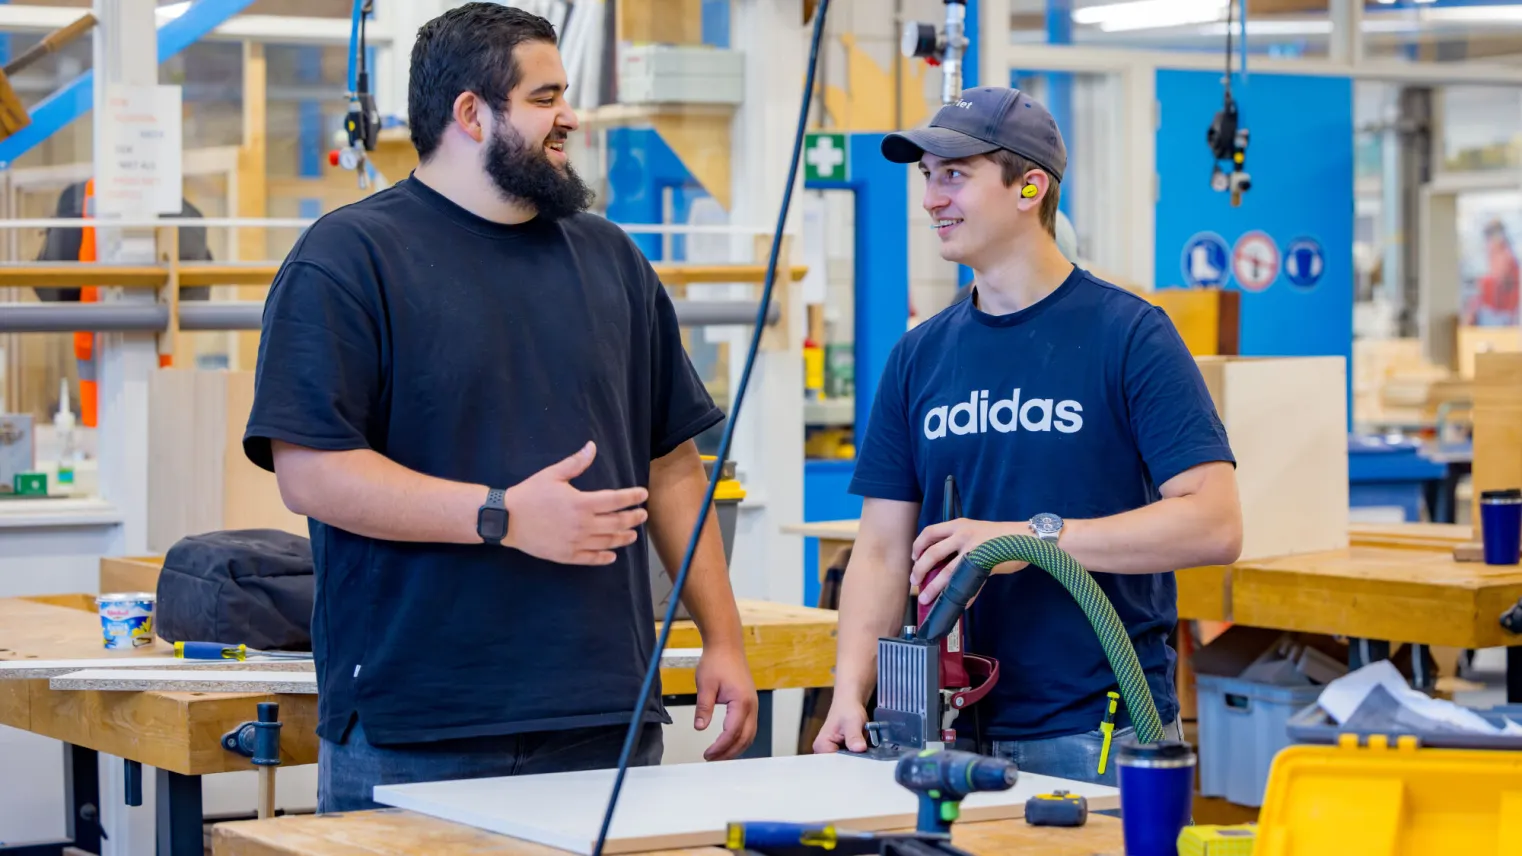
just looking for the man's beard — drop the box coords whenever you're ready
[483,122,594,221]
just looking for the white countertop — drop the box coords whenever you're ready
[0,497,121,528]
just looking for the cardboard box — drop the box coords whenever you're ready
[1195,356,1349,562]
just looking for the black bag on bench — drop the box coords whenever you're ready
[154,529,314,651]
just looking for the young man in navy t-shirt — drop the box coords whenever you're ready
[812,87,1243,785]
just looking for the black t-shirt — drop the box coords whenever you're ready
[243,176,724,745]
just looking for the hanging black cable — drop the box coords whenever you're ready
[590,2,834,853]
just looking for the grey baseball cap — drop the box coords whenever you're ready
[881,86,1067,183]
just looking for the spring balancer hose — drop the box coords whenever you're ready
[960,534,1167,745]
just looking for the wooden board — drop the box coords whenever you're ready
[1230,546,1522,648]
[148,368,308,551]
[1457,325,1522,379]
[211,808,1126,856]
[27,650,701,687]
[1145,288,1239,356]
[1195,356,1349,561]
[98,554,165,594]
[1176,565,1230,622]
[615,0,702,44]
[0,656,312,679]
[1472,352,1522,535]
[1348,522,1472,550]
[51,669,319,694]
[371,753,1119,855]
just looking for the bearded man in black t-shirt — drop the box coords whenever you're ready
[243,3,757,812]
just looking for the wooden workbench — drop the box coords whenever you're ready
[0,595,839,856]
[782,519,1522,698]
[211,807,1124,856]
[1229,546,1522,649]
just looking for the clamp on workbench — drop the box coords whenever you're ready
[222,701,283,819]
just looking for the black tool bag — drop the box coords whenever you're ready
[155,529,315,651]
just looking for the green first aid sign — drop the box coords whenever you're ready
[804,132,849,182]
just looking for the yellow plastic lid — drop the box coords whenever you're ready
[1257,743,1522,853]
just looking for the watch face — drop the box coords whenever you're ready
[479,507,508,540]
[1031,513,1062,534]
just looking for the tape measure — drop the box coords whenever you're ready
[1024,790,1088,827]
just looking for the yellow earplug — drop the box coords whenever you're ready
[1021,184,1039,198]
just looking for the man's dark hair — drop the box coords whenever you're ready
[988,149,1061,238]
[408,3,559,162]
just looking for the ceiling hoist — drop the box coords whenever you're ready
[1207,0,1251,206]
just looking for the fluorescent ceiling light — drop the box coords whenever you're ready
[1072,0,1228,32]
[1196,19,1332,36]
[1416,5,1522,23]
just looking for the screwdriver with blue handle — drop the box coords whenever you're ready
[173,641,311,661]
[725,822,903,856]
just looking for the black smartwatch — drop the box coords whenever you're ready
[477,488,508,546]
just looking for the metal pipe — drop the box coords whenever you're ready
[178,300,262,330]
[0,216,317,230]
[674,300,781,327]
[0,302,168,332]
[0,299,778,333]
[0,218,792,237]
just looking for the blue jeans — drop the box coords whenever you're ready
[988,719,1184,788]
[317,719,664,813]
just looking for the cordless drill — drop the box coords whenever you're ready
[725,750,1018,856]
[895,749,1019,835]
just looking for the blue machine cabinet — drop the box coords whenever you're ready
[1348,434,1448,522]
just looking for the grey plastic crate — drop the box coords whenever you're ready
[1197,672,1322,807]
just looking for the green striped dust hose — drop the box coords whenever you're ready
[962,534,1167,745]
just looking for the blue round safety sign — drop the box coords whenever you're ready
[1283,237,1325,290]
[1180,232,1229,289]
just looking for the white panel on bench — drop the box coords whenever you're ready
[0,656,313,679]
[372,751,1120,855]
[48,669,319,694]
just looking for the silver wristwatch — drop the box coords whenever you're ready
[1029,512,1063,543]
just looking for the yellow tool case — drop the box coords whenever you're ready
[1255,729,1522,854]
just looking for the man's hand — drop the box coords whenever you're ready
[692,644,758,761]
[812,699,869,754]
[910,519,1029,605]
[503,441,649,565]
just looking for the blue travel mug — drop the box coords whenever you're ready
[1117,739,1195,856]
[1481,489,1522,566]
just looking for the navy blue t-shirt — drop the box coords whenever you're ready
[849,266,1235,741]
[243,176,723,745]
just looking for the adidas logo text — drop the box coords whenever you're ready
[923,389,1084,439]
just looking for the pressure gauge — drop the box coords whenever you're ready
[902,21,939,59]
